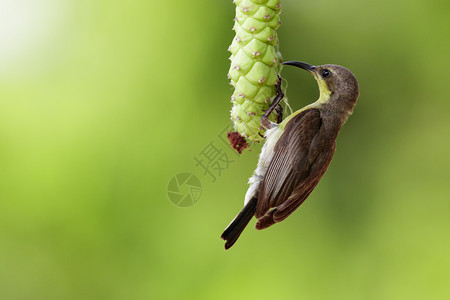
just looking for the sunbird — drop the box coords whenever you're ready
[221,61,359,249]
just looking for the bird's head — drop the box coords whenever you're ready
[282,61,359,114]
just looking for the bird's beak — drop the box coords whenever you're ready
[282,61,316,72]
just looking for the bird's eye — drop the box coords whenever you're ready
[321,69,330,78]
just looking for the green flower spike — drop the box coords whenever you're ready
[228,0,282,153]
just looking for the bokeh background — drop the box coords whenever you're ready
[1,0,449,299]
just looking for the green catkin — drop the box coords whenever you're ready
[228,0,282,144]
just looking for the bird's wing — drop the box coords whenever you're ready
[255,108,333,225]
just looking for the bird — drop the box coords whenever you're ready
[221,61,359,249]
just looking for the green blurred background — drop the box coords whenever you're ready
[1,0,449,299]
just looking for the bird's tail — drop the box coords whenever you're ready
[221,197,257,250]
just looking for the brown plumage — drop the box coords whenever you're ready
[221,62,359,249]
[255,108,334,229]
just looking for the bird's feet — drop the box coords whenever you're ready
[261,75,284,129]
